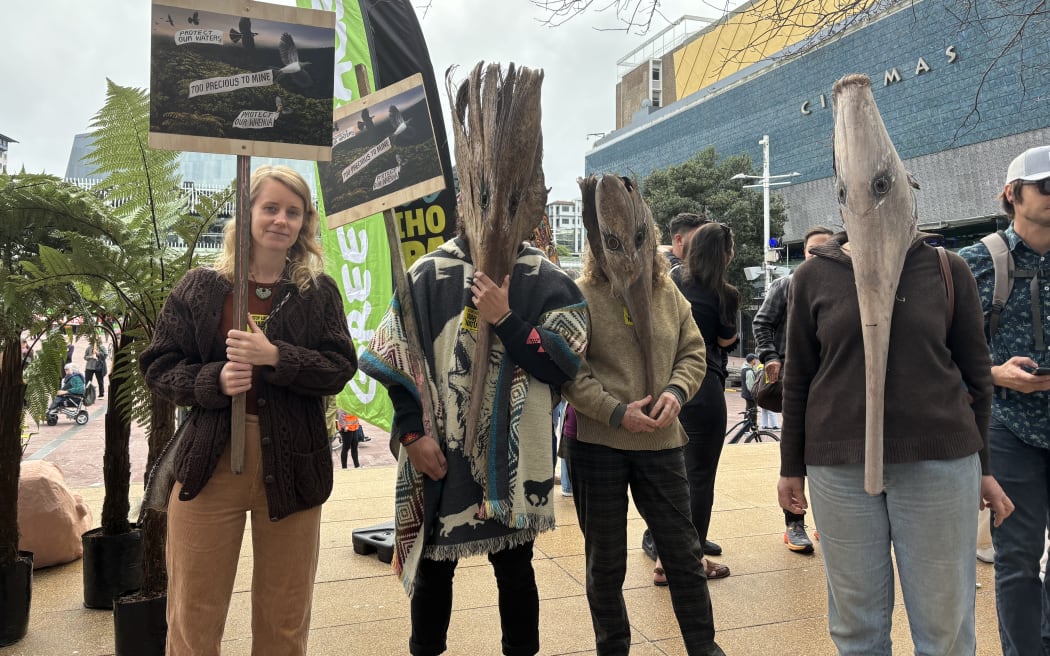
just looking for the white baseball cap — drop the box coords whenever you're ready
[1006,146,1050,184]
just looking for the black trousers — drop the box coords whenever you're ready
[409,542,539,656]
[680,373,727,545]
[85,368,105,396]
[567,439,721,656]
[339,428,360,468]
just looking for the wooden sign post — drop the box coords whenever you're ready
[353,64,439,448]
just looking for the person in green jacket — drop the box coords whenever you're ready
[48,363,85,414]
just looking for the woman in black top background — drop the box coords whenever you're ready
[664,221,739,582]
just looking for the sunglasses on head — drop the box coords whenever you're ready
[1021,178,1050,195]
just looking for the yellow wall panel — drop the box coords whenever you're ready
[674,0,876,98]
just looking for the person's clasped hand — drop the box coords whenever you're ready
[621,396,659,433]
[648,391,681,429]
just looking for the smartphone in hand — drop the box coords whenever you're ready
[1034,367,1050,376]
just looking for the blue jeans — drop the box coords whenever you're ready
[808,454,980,655]
[560,456,572,494]
[988,420,1050,656]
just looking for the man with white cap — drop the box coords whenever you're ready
[960,145,1050,656]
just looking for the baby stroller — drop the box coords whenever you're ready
[45,383,96,426]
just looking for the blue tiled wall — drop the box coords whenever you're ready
[587,0,1050,191]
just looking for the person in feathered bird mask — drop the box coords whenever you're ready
[562,174,725,656]
[360,61,589,656]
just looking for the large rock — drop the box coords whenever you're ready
[17,461,93,569]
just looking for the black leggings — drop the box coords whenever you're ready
[680,372,728,545]
[339,428,360,468]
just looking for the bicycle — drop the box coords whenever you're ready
[725,406,779,444]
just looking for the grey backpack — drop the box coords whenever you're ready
[980,231,1044,349]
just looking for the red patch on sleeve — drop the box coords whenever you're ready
[526,328,545,352]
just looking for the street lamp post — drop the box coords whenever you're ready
[731,135,800,292]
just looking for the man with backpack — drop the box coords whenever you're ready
[751,226,832,554]
[959,145,1050,656]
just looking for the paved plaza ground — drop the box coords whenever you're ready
[4,342,1004,655]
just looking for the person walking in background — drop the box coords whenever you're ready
[643,210,723,562]
[139,165,358,656]
[337,409,363,469]
[654,220,739,583]
[760,406,779,431]
[659,212,708,268]
[753,226,832,553]
[742,354,759,416]
[959,146,1050,656]
[83,344,107,399]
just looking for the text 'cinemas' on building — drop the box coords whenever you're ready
[587,0,1050,253]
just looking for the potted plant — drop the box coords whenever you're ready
[23,81,229,653]
[0,173,115,646]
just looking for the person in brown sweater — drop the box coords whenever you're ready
[778,233,1013,654]
[140,166,357,656]
[563,174,724,656]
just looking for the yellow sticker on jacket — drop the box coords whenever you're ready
[623,307,633,325]
[248,313,269,332]
[462,307,479,332]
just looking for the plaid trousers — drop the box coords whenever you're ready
[566,439,721,656]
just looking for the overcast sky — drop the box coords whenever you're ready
[3,0,727,203]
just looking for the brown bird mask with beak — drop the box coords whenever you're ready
[579,174,666,405]
[447,62,547,454]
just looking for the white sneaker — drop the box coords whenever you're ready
[561,489,573,497]
[976,547,995,564]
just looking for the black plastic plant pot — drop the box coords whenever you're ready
[0,551,33,647]
[113,589,166,656]
[82,526,142,609]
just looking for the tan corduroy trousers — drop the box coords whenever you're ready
[166,415,322,656]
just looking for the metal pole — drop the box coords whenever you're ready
[760,135,771,291]
[230,155,250,473]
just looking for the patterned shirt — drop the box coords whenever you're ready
[959,225,1050,449]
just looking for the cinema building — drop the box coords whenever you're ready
[584,0,1050,256]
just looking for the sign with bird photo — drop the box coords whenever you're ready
[318,73,445,228]
[148,0,335,161]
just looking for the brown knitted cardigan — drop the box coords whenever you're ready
[140,267,357,520]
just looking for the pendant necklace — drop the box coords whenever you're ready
[250,272,278,300]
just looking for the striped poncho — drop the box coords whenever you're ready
[361,237,589,595]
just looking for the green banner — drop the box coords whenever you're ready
[299,0,393,430]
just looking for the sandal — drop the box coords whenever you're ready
[653,566,668,587]
[703,557,731,580]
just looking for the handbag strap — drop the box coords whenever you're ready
[936,246,954,334]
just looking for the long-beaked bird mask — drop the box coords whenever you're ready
[832,73,920,494]
[579,174,662,405]
[447,61,546,454]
